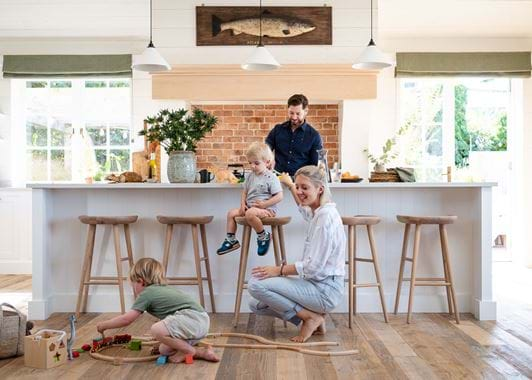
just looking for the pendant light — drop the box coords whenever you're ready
[132,0,171,72]
[352,0,394,70]
[242,0,280,71]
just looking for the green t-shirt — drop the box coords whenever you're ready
[131,285,204,320]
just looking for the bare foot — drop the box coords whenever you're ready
[158,343,176,356]
[194,346,220,362]
[290,314,325,343]
[312,321,327,335]
[168,352,188,363]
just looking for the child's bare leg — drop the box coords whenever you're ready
[227,208,242,234]
[245,208,265,233]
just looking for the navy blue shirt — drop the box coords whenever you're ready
[265,120,323,176]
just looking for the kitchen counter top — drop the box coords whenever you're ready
[28,181,497,189]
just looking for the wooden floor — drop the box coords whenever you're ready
[1,273,532,379]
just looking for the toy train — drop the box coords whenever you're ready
[91,334,132,352]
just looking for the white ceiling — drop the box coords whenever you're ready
[379,0,532,38]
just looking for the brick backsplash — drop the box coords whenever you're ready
[195,104,339,170]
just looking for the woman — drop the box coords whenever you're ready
[248,165,346,342]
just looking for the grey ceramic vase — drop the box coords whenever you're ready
[167,151,196,183]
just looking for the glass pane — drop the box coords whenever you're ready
[26,116,48,146]
[27,150,48,181]
[425,124,442,156]
[50,119,72,147]
[26,81,47,88]
[86,124,107,146]
[51,149,72,181]
[95,149,107,172]
[110,125,130,146]
[85,81,107,88]
[109,80,130,88]
[110,149,130,172]
[50,81,72,88]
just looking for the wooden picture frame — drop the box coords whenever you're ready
[196,6,332,46]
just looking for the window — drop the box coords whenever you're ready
[14,78,131,183]
[398,78,510,181]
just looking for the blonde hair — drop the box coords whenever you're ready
[245,142,273,162]
[294,165,332,206]
[129,258,166,286]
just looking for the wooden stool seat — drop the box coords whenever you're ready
[76,215,137,317]
[157,215,216,312]
[156,215,213,225]
[343,215,388,327]
[342,215,381,226]
[394,214,460,324]
[397,215,457,225]
[79,215,138,225]
[235,216,291,227]
[233,216,292,327]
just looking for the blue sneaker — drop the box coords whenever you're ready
[216,238,240,255]
[257,232,271,256]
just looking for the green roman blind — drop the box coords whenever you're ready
[395,52,531,78]
[2,55,132,78]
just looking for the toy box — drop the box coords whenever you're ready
[24,330,67,369]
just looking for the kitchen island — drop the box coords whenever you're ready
[29,182,496,321]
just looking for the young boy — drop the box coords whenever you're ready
[96,258,219,364]
[217,142,283,256]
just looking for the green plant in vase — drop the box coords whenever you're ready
[364,124,409,173]
[139,108,217,183]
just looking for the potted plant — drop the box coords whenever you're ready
[364,124,409,173]
[139,108,217,183]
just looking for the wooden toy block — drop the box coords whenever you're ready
[72,351,80,358]
[156,355,168,366]
[128,339,142,351]
[81,344,91,351]
[185,354,194,364]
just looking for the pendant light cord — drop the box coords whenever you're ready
[370,0,373,41]
[258,0,263,46]
[148,0,154,47]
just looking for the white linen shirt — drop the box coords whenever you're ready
[294,203,346,281]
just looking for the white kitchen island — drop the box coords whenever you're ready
[28,182,496,321]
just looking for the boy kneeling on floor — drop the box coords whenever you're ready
[96,258,219,363]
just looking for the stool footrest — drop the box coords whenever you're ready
[354,258,374,263]
[120,257,130,262]
[89,276,128,281]
[413,282,451,286]
[403,277,446,282]
[404,257,413,262]
[84,280,120,285]
[353,283,380,288]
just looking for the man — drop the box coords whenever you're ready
[265,94,323,176]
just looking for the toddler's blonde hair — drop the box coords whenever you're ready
[129,258,166,286]
[245,142,273,162]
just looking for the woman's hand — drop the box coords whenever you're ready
[279,173,294,188]
[251,265,281,280]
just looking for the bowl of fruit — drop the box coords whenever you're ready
[341,172,363,183]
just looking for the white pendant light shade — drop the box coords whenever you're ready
[132,43,171,72]
[242,45,280,71]
[352,40,394,70]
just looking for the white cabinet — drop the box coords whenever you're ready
[0,189,31,274]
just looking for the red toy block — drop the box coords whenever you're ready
[72,351,80,358]
[81,344,91,351]
[185,354,194,364]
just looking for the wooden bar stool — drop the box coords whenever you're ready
[76,215,138,317]
[394,215,460,324]
[342,216,388,327]
[233,216,291,327]
[157,215,216,312]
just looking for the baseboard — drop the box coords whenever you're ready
[0,260,32,274]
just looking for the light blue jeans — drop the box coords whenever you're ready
[248,275,344,326]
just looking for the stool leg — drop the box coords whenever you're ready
[76,224,96,318]
[191,224,205,308]
[200,224,216,313]
[112,225,126,314]
[440,225,460,324]
[367,225,389,323]
[233,226,251,327]
[81,225,97,313]
[271,226,282,266]
[440,228,453,315]
[348,225,355,329]
[278,225,287,264]
[394,223,411,314]
[123,224,134,268]
[407,224,421,324]
[162,224,174,275]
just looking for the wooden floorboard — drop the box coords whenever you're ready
[1,275,532,379]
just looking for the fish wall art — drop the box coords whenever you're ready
[196,6,332,46]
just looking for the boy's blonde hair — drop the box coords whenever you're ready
[294,165,332,206]
[129,258,166,286]
[245,142,273,162]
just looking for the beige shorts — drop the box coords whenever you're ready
[162,309,210,341]
[246,207,276,218]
